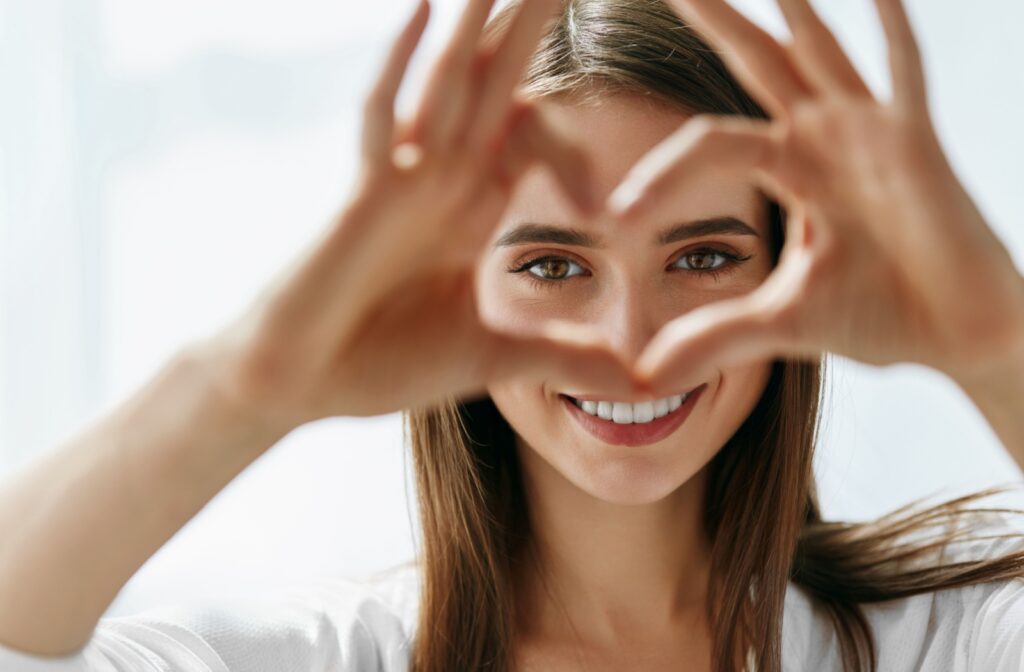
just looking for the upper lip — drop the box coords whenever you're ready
[561,384,703,403]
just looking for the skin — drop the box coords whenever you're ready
[478,94,773,666]
[2,0,1023,666]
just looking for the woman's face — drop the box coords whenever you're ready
[477,94,775,506]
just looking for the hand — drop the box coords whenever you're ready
[606,0,1024,395]
[201,0,641,428]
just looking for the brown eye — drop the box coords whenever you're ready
[524,257,585,281]
[672,249,731,273]
[685,252,719,270]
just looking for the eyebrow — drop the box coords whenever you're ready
[492,216,760,249]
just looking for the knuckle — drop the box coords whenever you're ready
[508,98,538,130]
[808,229,845,273]
[773,154,812,200]
[470,47,496,82]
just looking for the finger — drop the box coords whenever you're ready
[431,169,514,269]
[483,320,647,400]
[463,0,562,153]
[634,294,792,397]
[775,0,873,97]
[664,0,813,118]
[606,115,780,224]
[409,0,500,150]
[498,101,600,216]
[361,0,432,165]
[873,0,927,110]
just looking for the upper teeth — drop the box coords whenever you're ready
[573,392,689,424]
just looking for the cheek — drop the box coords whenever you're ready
[486,379,553,436]
[486,380,567,480]
[701,360,775,453]
[476,269,592,336]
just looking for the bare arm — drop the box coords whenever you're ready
[0,339,292,656]
[954,329,1024,475]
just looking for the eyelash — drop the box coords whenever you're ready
[506,246,754,290]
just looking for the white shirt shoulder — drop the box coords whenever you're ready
[5,513,1023,672]
[783,510,1024,671]
[0,561,422,672]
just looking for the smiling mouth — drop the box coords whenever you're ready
[558,384,707,447]
[559,388,696,424]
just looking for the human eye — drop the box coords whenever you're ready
[506,254,589,289]
[669,245,753,281]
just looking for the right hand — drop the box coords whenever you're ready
[198,0,644,429]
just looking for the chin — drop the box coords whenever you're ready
[565,454,709,505]
[552,409,722,505]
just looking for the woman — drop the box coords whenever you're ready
[1,0,1023,670]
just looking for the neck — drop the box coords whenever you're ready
[513,437,713,646]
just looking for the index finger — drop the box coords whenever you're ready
[463,0,563,152]
[665,0,813,118]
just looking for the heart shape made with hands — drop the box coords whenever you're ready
[336,0,1024,421]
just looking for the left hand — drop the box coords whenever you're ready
[606,0,1024,395]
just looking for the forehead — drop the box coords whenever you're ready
[502,93,764,232]
[545,93,690,176]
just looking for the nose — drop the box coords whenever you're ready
[597,283,662,368]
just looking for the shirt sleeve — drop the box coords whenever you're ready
[969,576,1024,671]
[0,577,409,672]
[961,511,1024,671]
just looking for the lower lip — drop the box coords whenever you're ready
[560,384,706,447]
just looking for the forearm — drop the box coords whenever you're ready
[957,356,1024,474]
[0,341,293,656]
[952,292,1024,473]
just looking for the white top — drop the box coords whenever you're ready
[2,513,1023,672]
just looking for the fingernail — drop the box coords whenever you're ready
[607,183,643,220]
[392,141,424,170]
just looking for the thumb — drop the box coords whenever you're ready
[635,295,789,397]
[482,320,647,399]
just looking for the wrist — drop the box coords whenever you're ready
[953,343,1024,411]
[944,267,1024,388]
[174,336,298,447]
[947,275,1024,465]
[954,346,1024,471]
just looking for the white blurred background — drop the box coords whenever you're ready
[1,0,1022,618]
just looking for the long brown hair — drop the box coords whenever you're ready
[402,1,1024,670]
